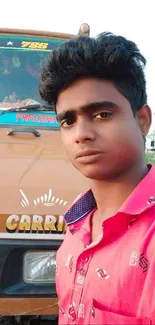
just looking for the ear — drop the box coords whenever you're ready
[136,104,152,136]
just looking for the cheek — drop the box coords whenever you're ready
[104,120,143,152]
[112,118,140,140]
[113,125,143,158]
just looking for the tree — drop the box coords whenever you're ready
[145,152,155,164]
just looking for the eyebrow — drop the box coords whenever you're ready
[56,101,118,122]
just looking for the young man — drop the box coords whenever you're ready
[39,31,155,324]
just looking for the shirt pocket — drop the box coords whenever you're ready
[89,299,151,325]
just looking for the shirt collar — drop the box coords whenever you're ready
[64,164,155,226]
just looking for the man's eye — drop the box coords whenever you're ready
[94,112,112,119]
[61,119,74,128]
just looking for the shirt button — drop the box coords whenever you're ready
[68,305,76,321]
[81,256,89,263]
[77,256,90,271]
[128,218,136,228]
[91,306,95,318]
[70,225,76,234]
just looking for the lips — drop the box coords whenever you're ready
[76,150,101,159]
[75,150,102,164]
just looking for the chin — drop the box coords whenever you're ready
[77,165,107,181]
[83,173,104,180]
[78,162,122,181]
[73,160,119,181]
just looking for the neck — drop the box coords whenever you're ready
[91,162,149,221]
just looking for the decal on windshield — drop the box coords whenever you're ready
[0,36,62,50]
[21,41,49,50]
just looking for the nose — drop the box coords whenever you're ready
[74,119,96,144]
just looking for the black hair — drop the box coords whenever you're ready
[39,32,147,114]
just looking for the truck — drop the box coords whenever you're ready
[0,24,90,324]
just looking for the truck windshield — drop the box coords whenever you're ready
[0,34,63,109]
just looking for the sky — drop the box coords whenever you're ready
[1,0,155,133]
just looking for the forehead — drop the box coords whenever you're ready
[56,78,131,113]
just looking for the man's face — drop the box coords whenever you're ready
[56,78,150,180]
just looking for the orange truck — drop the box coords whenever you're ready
[0,25,89,324]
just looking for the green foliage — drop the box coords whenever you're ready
[145,151,155,164]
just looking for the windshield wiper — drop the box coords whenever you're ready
[0,104,54,115]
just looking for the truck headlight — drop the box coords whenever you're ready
[23,251,56,284]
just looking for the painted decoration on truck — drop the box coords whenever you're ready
[0,213,66,240]
[3,188,69,239]
[0,36,62,51]
[11,188,68,236]
[20,189,68,208]
[5,214,67,235]
[0,190,81,240]
[0,110,59,129]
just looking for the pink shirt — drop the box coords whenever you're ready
[56,165,155,324]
